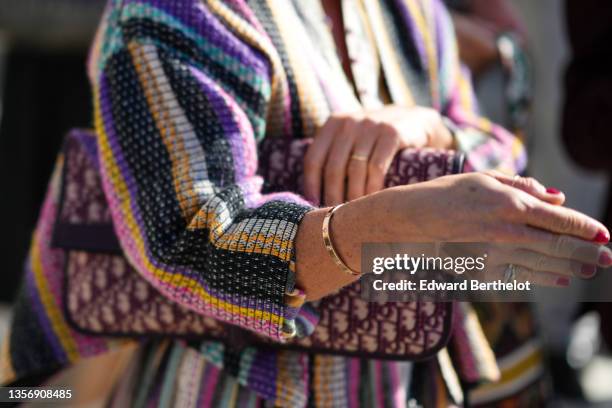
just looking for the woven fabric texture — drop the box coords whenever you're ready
[1,0,536,406]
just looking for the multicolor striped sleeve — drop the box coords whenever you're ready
[435,0,527,175]
[89,0,314,342]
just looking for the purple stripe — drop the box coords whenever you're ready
[25,258,68,363]
[247,350,279,400]
[69,129,99,167]
[433,0,446,70]
[189,67,251,184]
[347,358,360,408]
[393,0,427,68]
[190,64,308,209]
[197,363,221,408]
[121,0,271,79]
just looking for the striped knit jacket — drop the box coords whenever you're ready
[89,0,525,341]
[2,0,534,406]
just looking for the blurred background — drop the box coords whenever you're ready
[0,1,611,406]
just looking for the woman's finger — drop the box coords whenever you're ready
[487,171,565,205]
[512,265,571,288]
[499,224,612,267]
[519,196,609,242]
[518,229,612,268]
[346,130,377,201]
[487,264,570,288]
[323,127,356,206]
[365,130,399,195]
[496,248,597,279]
[303,119,341,204]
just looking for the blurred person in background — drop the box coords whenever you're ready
[445,0,532,137]
[0,0,105,303]
[563,0,612,393]
[444,1,551,404]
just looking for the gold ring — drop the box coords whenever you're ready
[351,154,368,162]
[511,174,521,187]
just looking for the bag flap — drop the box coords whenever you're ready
[51,130,122,254]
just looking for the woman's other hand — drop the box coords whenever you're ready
[303,106,453,206]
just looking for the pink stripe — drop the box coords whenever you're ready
[388,363,405,408]
[198,363,221,408]
[375,361,385,408]
[282,87,293,137]
[36,179,110,359]
[347,359,360,408]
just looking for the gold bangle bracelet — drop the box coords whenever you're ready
[322,203,361,277]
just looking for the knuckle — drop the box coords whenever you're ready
[556,212,576,233]
[497,193,526,218]
[325,165,343,180]
[361,117,378,129]
[534,255,549,271]
[512,195,533,217]
[522,177,536,188]
[517,266,535,282]
[552,234,572,255]
[341,115,360,129]
[368,160,387,175]
[378,122,400,139]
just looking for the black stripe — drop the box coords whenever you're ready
[121,18,269,128]
[381,0,432,106]
[158,48,236,188]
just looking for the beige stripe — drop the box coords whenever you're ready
[268,0,330,135]
[129,42,213,221]
[469,341,545,404]
[437,348,464,405]
[175,348,206,408]
[361,0,415,106]
[404,0,440,106]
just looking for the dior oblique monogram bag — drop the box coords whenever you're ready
[51,130,464,360]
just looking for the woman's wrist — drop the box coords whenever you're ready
[295,206,360,300]
[294,196,386,300]
[294,186,429,300]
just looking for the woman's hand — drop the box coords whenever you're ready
[296,172,611,300]
[375,173,606,244]
[303,106,454,205]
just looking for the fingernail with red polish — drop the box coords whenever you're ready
[546,187,561,194]
[594,231,610,244]
[599,251,612,266]
[580,265,597,278]
[556,277,570,287]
